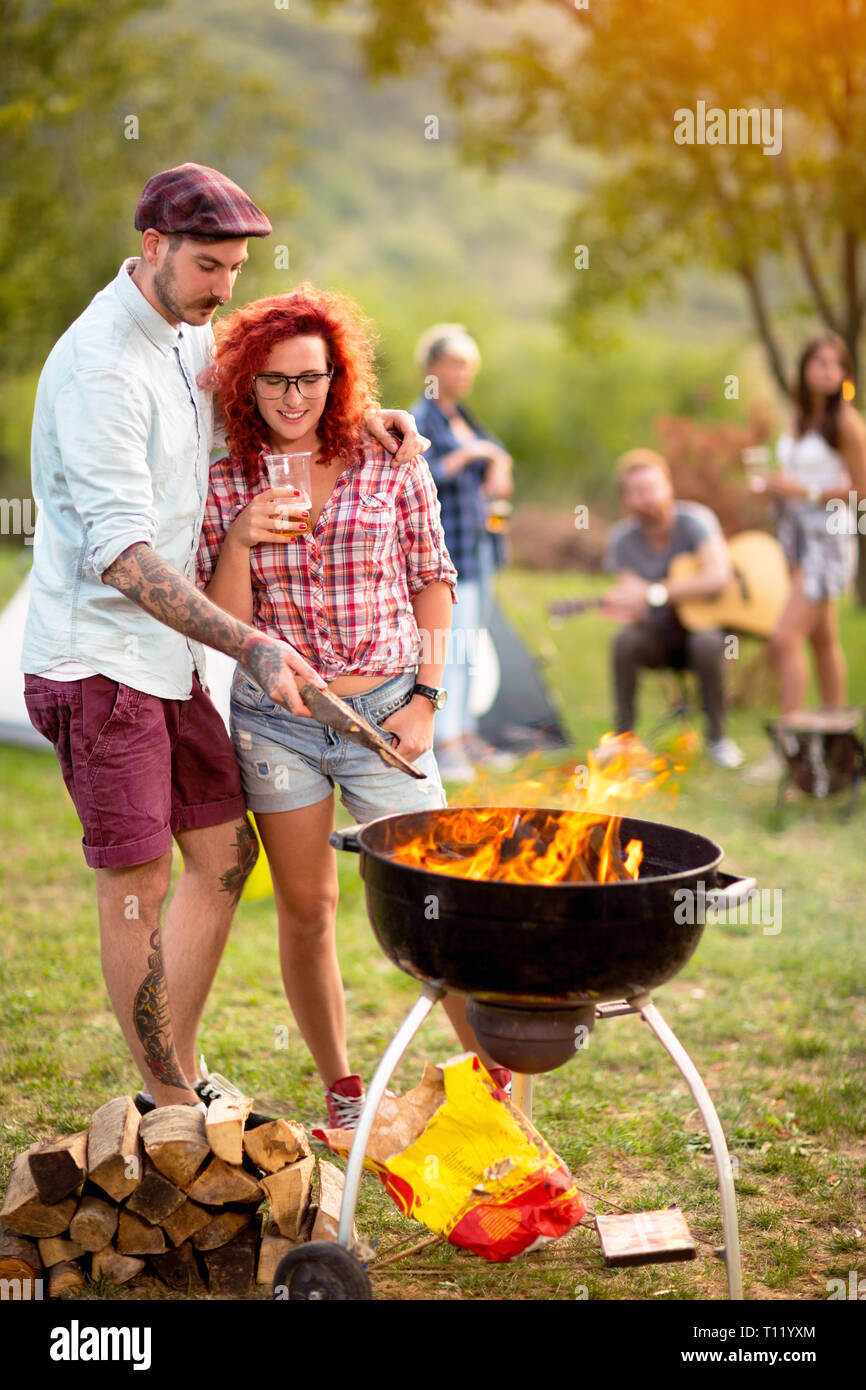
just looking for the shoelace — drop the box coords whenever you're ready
[197,1054,248,1103]
[327,1089,365,1127]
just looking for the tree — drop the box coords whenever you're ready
[0,0,300,373]
[316,0,866,589]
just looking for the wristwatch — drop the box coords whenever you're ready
[412,683,448,710]
[646,582,669,608]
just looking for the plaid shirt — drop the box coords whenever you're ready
[196,440,457,679]
[409,395,506,580]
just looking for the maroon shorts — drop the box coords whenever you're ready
[23,671,247,869]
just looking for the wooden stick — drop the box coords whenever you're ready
[123,1160,185,1225]
[91,1244,144,1286]
[87,1096,142,1202]
[243,1118,310,1173]
[205,1096,252,1166]
[0,1230,42,1290]
[28,1132,89,1204]
[160,1199,212,1248]
[117,1209,167,1256]
[37,1235,86,1268]
[372,1234,442,1269]
[47,1259,86,1297]
[260,1155,314,1239]
[0,1149,78,1236]
[192,1208,252,1252]
[140,1106,210,1188]
[68,1195,118,1252]
[186,1156,262,1206]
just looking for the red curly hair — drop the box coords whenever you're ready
[210,284,379,480]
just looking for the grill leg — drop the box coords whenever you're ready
[631,994,743,1301]
[511,1073,533,1121]
[337,982,445,1249]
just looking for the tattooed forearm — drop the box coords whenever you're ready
[133,927,188,1090]
[102,543,259,665]
[102,544,310,703]
[219,817,259,907]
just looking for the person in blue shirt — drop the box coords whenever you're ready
[410,325,514,780]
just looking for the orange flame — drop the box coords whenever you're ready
[391,733,681,885]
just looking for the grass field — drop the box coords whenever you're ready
[1,560,864,1302]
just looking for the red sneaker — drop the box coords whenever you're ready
[323,1073,365,1130]
[488,1066,513,1097]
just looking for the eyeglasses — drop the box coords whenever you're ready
[253,369,333,400]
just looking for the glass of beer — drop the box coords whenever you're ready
[263,452,313,534]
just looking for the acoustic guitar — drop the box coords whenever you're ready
[549,530,790,639]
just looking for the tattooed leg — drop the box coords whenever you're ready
[161,818,258,1080]
[133,928,188,1089]
[95,854,198,1105]
[219,816,259,908]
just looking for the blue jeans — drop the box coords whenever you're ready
[436,535,496,747]
[230,668,446,820]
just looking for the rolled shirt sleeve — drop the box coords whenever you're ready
[54,370,158,576]
[396,457,459,600]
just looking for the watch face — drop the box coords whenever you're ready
[434,689,448,710]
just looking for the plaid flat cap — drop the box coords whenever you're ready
[134,162,272,238]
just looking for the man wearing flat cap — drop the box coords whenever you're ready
[21,161,425,1117]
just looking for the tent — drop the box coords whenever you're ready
[0,577,568,755]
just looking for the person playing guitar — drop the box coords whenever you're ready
[598,448,745,768]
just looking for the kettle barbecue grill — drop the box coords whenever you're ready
[274,808,755,1302]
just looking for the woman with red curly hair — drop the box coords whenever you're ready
[196,286,508,1128]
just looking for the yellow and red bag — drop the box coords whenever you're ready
[317,1054,585,1262]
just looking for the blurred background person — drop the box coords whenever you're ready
[744,331,866,782]
[763,333,864,713]
[601,448,744,768]
[410,325,514,782]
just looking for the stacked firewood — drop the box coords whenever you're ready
[0,1096,350,1298]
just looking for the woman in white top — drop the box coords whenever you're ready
[755,332,866,717]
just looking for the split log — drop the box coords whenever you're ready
[0,1229,42,1293]
[117,1209,167,1256]
[86,1097,142,1201]
[149,1240,207,1294]
[186,1156,262,1206]
[243,1118,310,1173]
[38,1235,86,1268]
[28,1132,89,1204]
[0,1151,77,1236]
[256,1220,298,1287]
[205,1096,252,1165]
[139,1106,209,1188]
[203,1223,258,1298]
[123,1160,185,1226]
[69,1195,118,1252]
[260,1155,314,1239]
[192,1207,252,1252]
[160,1199,212,1248]
[48,1260,86,1297]
[91,1243,144,1286]
[311,1159,352,1242]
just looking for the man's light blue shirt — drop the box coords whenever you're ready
[22,259,216,699]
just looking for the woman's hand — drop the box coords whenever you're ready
[365,408,431,464]
[759,473,808,500]
[380,696,436,762]
[228,489,311,547]
[482,446,514,499]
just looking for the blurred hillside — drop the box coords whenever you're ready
[0,0,780,525]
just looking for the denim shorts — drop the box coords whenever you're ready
[229,668,447,820]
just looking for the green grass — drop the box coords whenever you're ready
[1,565,865,1301]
